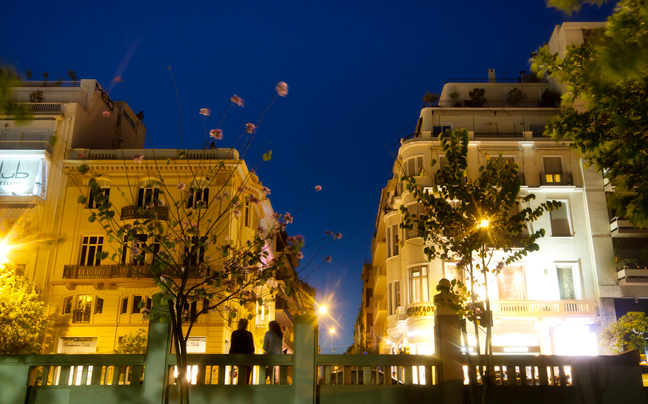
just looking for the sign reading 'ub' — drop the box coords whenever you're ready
[0,158,48,198]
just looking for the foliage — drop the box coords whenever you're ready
[506,87,526,106]
[450,91,461,107]
[114,329,148,354]
[601,311,648,353]
[0,66,33,122]
[29,89,44,103]
[400,128,556,400]
[0,264,52,355]
[532,0,648,228]
[68,70,77,81]
[547,0,608,13]
[423,91,439,107]
[468,88,486,107]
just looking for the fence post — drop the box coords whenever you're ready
[142,293,172,404]
[434,281,464,404]
[0,356,32,404]
[293,315,317,404]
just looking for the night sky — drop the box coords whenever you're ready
[2,0,616,353]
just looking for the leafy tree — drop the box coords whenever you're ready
[532,0,648,227]
[114,328,148,354]
[547,0,608,13]
[0,66,33,122]
[0,264,51,355]
[74,81,336,403]
[400,129,556,403]
[601,311,648,353]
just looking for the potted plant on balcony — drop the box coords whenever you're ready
[450,91,461,107]
[423,91,439,107]
[467,88,487,107]
[506,87,526,107]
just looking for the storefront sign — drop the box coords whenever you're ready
[0,156,48,198]
[186,337,206,353]
[58,337,98,353]
[406,303,435,317]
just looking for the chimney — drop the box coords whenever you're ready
[488,68,496,83]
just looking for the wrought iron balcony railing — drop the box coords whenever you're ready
[121,205,169,221]
[63,264,206,279]
[72,309,91,324]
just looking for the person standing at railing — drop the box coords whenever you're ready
[263,321,284,383]
[229,318,255,384]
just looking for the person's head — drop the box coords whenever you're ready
[269,320,283,339]
[238,318,249,330]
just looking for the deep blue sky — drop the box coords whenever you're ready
[2,0,615,353]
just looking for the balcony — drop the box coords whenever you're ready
[490,300,595,317]
[610,217,648,237]
[374,298,388,326]
[121,205,169,221]
[618,267,648,284]
[539,171,573,186]
[474,132,524,139]
[63,264,205,279]
[372,266,386,296]
[72,309,91,324]
[18,80,81,88]
[0,140,53,155]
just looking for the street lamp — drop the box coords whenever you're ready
[319,305,328,315]
[479,218,490,229]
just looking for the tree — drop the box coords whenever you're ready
[0,264,51,355]
[601,311,648,353]
[532,0,648,227]
[114,328,148,354]
[74,81,335,403]
[0,66,33,122]
[400,129,556,403]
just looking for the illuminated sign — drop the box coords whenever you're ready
[58,337,98,353]
[406,303,435,317]
[0,156,49,198]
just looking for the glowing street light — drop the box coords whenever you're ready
[319,305,328,315]
[0,239,14,265]
[479,218,490,229]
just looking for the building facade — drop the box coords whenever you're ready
[361,23,648,356]
[1,78,308,355]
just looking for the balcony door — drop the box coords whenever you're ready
[543,156,563,184]
[557,266,577,300]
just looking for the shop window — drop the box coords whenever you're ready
[79,236,103,266]
[409,266,429,304]
[550,201,572,237]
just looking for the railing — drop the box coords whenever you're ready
[0,140,53,154]
[489,300,595,317]
[121,205,170,221]
[69,148,240,161]
[538,171,573,186]
[62,264,205,279]
[610,216,648,235]
[72,309,91,324]
[445,78,548,84]
[464,355,574,386]
[474,132,524,138]
[18,81,81,88]
[24,102,65,114]
[439,100,553,108]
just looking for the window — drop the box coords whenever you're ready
[87,184,110,209]
[497,266,526,300]
[550,201,572,237]
[122,234,160,265]
[138,183,161,208]
[386,224,399,258]
[122,110,136,130]
[62,296,73,314]
[409,266,429,304]
[244,200,251,228]
[530,124,547,137]
[74,295,93,323]
[132,295,143,314]
[187,236,206,266]
[365,288,372,308]
[543,157,563,184]
[79,236,103,266]
[394,280,401,308]
[120,297,129,314]
[403,156,424,177]
[95,297,104,314]
[433,125,452,135]
[444,263,463,283]
[187,187,209,208]
[556,264,581,300]
[388,283,393,315]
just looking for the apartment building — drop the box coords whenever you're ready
[1,78,308,354]
[361,22,648,356]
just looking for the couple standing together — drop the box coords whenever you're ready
[229,319,284,384]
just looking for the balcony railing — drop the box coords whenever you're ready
[618,268,648,284]
[445,78,548,84]
[474,132,524,139]
[18,80,81,88]
[25,102,64,114]
[72,309,91,324]
[490,300,595,317]
[539,171,573,186]
[121,205,169,221]
[63,264,205,279]
[610,217,648,235]
[0,140,53,154]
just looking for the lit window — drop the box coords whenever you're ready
[550,201,572,237]
[543,157,563,184]
[409,266,429,304]
[497,266,526,300]
[79,236,103,266]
